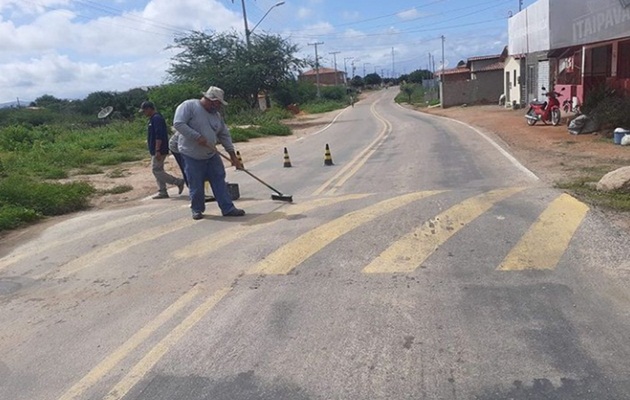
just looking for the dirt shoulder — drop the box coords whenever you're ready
[418,104,630,232]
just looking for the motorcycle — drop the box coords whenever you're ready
[525,86,565,126]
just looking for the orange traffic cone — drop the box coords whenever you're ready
[283,147,292,168]
[324,144,334,166]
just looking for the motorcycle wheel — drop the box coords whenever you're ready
[526,108,537,126]
[551,109,561,126]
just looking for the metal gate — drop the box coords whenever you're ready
[537,60,550,100]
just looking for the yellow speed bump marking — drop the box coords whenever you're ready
[41,201,258,279]
[58,286,202,400]
[498,193,589,271]
[102,287,231,400]
[363,187,525,274]
[0,211,165,273]
[248,191,443,275]
[173,194,372,260]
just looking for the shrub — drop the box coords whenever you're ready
[0,204,41,231]
[0,176,95,216]
[581,85,630,130]
[320,86,346,101]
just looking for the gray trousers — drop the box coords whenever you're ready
[152,155,180,194]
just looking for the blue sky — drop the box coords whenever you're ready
[0,0,536,103]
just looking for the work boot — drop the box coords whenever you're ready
[177,180,185,195]
[192,211,204,220]
[223,208,245,217]
[152,192,169,199]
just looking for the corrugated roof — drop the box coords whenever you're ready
[301,68,343,76]
[476,61,505,72]
[436,67,470,76]
[467,54,502,62]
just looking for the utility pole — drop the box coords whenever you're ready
[391,47,395,78]
[239,0,251,48]
[309,41,324,97]
[330,51,340,85]
[441,35,445,79]
[344,57,353,84]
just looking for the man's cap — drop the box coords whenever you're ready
[201,86,228,105]
[139,101,155,112]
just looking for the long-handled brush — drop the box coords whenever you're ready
[211,148,293,203]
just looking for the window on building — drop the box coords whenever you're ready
[590,45,612,77]
[618,40,630,79]
[513,70,517,87]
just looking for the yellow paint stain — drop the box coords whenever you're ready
[363,187,525,274]
[249,191,443,275]
[498,193,589,271]
[57,286,202,400]
[173,194,372,260]
[102,287,231,400]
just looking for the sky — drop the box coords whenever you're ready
[0,0,537,104]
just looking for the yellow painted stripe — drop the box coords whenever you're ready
[41,201,259,279]
[312,100,391,196]
[498,193,589,271]
[58,286,202,400]
[249,191,443,275]
[0,211,164,273]
[363,187,525,274]
[173,194,372,260]
[102,287,231,400]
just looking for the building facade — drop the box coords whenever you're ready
[508,0,630,107]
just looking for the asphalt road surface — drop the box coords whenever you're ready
[1,88,630,400]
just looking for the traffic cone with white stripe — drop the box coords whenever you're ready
[283,147,292,168]
[324,144,334,166]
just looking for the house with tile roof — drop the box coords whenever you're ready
[435,48,507,107]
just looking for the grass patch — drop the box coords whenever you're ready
[77,166,104,175]
[301,100,347,114]
[0,204,41,231]
[556,177,630,212]
[100,185,133,195]
[106,168,127,178]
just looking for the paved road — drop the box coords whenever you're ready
[1,88,630,399]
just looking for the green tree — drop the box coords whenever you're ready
[407,69,433,83]
[350,75,364,88]
[167,30,306,108]
[364,73,382,86]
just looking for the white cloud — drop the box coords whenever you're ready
[297,7,312,19]
[397,8,419,20]
[0,0,245,102]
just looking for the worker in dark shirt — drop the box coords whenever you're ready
[139,101,185,199]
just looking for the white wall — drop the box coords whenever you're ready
[508,0,550,54]
[550,0,630,48]
[504,57,522,105]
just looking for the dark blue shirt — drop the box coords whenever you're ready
[147,112,170,156]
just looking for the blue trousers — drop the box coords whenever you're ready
[182,153,236,215]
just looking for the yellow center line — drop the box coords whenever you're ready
[363,187,525,274]
[498,193,589,271]
[249,191,443,275]
[312,99,391,196]
[102,287,232,400]
[173,194,372,260]
[57,286,202,400]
